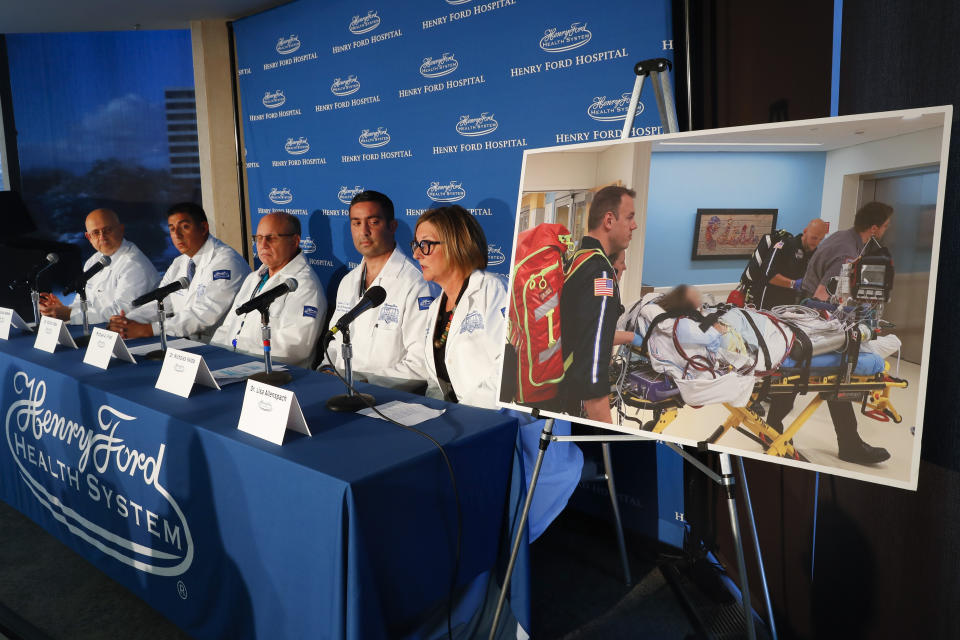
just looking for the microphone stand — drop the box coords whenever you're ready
[145,299,170,361]
[74,289,92,347]
[326,326,374,412]
[248,306,292,386]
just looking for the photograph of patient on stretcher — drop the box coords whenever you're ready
[498,106,952,489]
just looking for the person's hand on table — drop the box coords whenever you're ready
[107,310,154,339]
[37,293,71,321]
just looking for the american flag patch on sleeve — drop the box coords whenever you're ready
[594,278,614,296]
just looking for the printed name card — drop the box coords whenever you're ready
[82,327,136,370]
[33,316,78,353]
[0,307,30,340]
[155,348,220,398]
[237,379,311,445]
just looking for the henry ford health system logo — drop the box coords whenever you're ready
[420,53,459,78]
[349,10,381,35]
[487,245,506,267]
[276,35,301,55]
[300,237,317,254]
[359,127,391,148]
[456,113,498,137]
[262,90,286,108]
[427,181,466,203]
[338,185,364,204]
[331,75,361,97]
[268,187,293,205]
[284,137,310,155]
[5,372,193,575]
[587,93,644,122]
[539,22,593,52]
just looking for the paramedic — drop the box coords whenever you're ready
[323,190,438,385]
[413,205,508,409]
[756,219,829,309]
[559,186,637,422]
[801,202,893,301]
[108,202,250,341]
[211,213,325,369]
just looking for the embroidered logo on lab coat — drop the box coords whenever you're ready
[212,270,231,281]
[336,301,352,313]
[303,306,318,318]
[459,311,484,334]
[379,303,400,324]
[196,284,206,298]
[418,296,435,310]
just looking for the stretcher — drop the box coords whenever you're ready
[613,347,908,460]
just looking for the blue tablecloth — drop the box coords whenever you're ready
[0,328,522,639]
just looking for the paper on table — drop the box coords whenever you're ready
[357,400,446,425]
[128,338,205,356]
[211,361,288,386]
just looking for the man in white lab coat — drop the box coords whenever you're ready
[109,202,250,341]
[38,208,159,324]
[323,190,438,387]
[212,212,325,368]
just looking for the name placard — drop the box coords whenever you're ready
[82,327,136,370]
[155,348,220,398]
[0,307,30,340]
[237,379,311,445]
[33,316,78,353]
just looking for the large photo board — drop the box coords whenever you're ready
[498,107,952,490]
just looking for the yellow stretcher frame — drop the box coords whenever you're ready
[616,362,908,460]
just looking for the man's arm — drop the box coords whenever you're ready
[582,396,612,423]
[569,266,618,424]
[163,259,249,339]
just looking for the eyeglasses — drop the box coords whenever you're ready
[410,239,444,256]
[87,226,117,239]
[252,233,296,245]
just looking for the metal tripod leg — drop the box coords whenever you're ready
[489,418,555,640]
[720,454,757,640]
[601,443,633,587]
[736,456,778,640]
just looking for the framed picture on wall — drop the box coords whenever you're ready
[691,208,778,260]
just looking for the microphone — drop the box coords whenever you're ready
[235,278,298,315]
[132,277,190,308]
[64,255,111,295]
[328,285,386,335]
[29,253,59,279]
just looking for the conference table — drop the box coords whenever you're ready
[0,326,528,640]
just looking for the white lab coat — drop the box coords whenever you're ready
[326,248,439,386]
[126,235,250,341]
[422,270,508,409]
[68,239,159,325]
[212,251,326,369]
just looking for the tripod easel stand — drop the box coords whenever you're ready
[489,59,777,640]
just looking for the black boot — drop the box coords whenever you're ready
[837,440,890,465]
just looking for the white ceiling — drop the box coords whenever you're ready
[0,0,292,33]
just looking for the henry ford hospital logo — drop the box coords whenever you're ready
[349,10,381,35]
[338,185,364,204]
[427,180,466,203]
[359,127,391,148]
[539,22,593,52]
[587,93,644,122]
[488,244,506,267]
[262,90,286,108]
[284,137,310,155]
[420,53,459,78]
[268,187,293,205]
[300,237,317,254]
[456,113,498,137]
[331,75,361,97]
[5,372,193,575]
[276,35,301,55]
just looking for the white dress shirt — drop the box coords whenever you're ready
[212,251,326,369]
[126,234,250,341]
[68,239,159,325]
[326,247,439,387]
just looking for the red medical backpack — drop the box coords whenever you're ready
[508,223,603,404]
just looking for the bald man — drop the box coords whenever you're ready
[755,219,829,310]
[38,208,159,324]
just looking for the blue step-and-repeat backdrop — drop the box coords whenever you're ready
[233,0,674,299]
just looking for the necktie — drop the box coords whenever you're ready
[186,259,196,283]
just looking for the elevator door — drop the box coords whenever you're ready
[859,168,938,363]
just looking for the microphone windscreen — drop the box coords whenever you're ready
[99,255,112,266]
[176,276,190,289]
[46,253,59,265]
[367,285,387,307]
[285,278,299,292]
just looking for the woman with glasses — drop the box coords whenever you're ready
[411,205,508,409]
